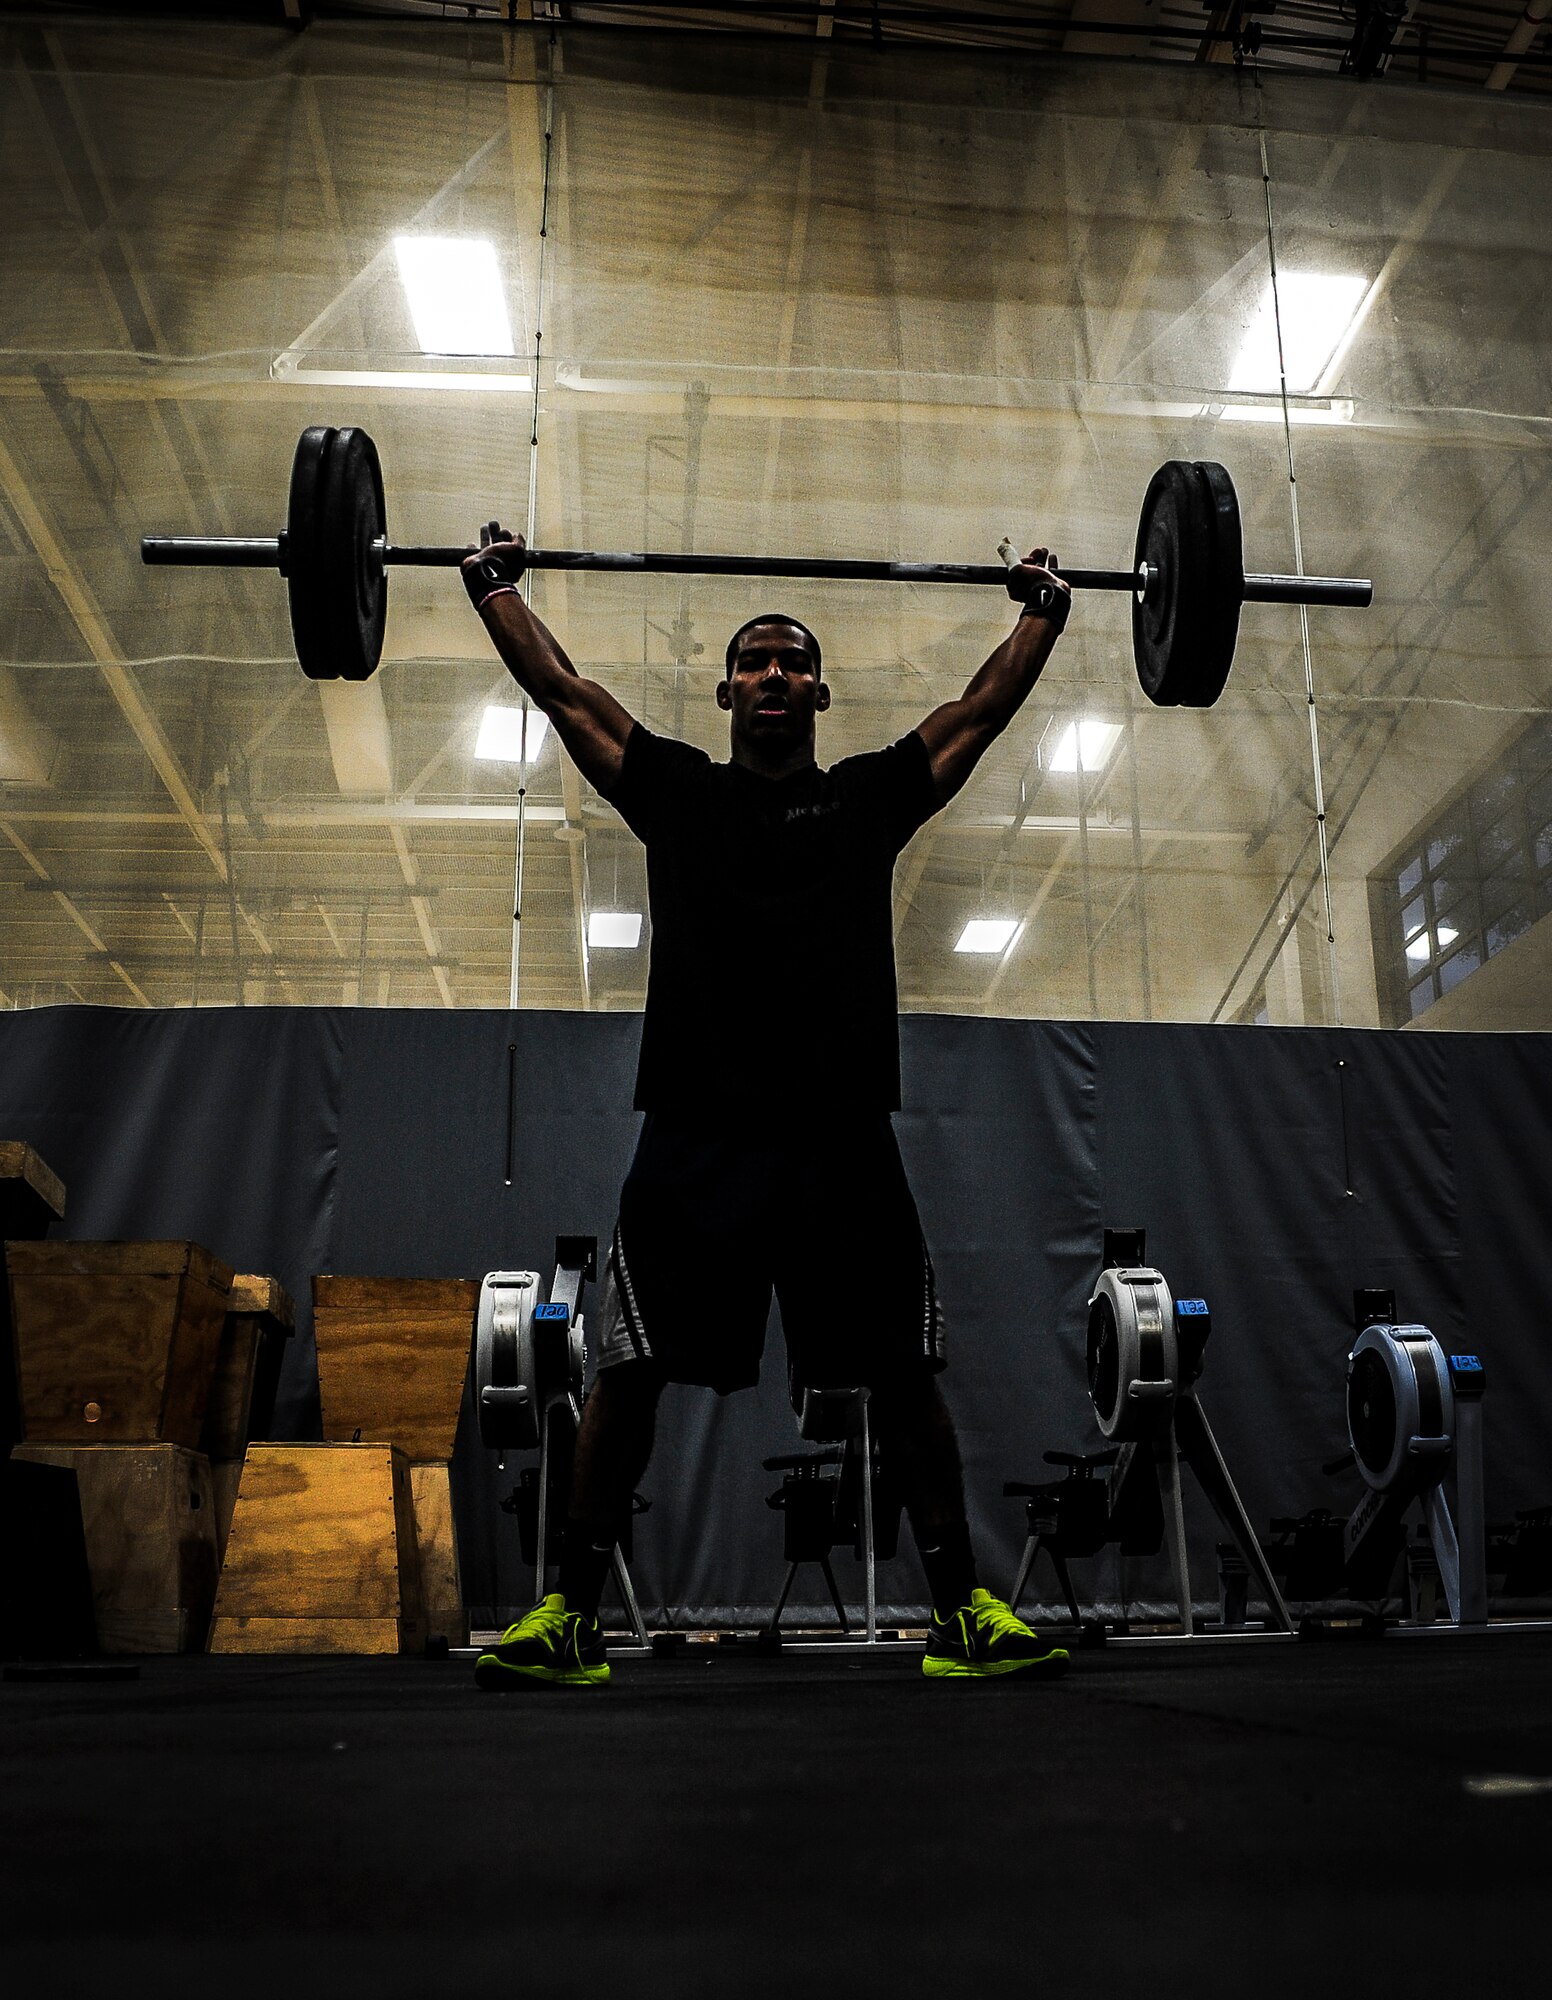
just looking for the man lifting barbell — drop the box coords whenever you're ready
[139,425,1372,1675]
[464,524,1075,1689]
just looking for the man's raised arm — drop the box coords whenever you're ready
[461,525,637,795]
[914,546,1072,807]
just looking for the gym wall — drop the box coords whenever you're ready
[2,1003,1547,1626]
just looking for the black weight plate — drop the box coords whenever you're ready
[1132,459,1244,708]
[326,427,388,682]
[285,425,333,680]
[284,422,334,680]
[1195,459,1244,705]
[285,425,388,681]
[1348,1347,1398,1479]
[1131,461,1195,706]
[1086,1292,1120,1429]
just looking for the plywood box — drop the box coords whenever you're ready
[209,1443,424,1655]
[0,1141,66,1453]
[202,1274,296,1460]
[12,1442,219,1654]
[209,1457,244,1564]
[0,1141,66,1239]
[6,1241,234,1446]
[0,1455,96,1661]
[313,1276,478,1462]
[411,1461,467,1648]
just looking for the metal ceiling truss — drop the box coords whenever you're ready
[1,3,1545,1017]
[200,1,1552,95]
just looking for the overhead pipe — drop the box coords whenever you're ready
[1486,0,1551,90]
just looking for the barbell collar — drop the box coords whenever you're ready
[142,536,283,567]
[1242,572,1373,609]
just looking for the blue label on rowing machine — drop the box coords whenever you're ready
[535,1302,570,1322]
[1450,1353,1482,1372]
[1175,1298,1209,1315]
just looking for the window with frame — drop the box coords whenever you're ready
[1374,715,1552,1024]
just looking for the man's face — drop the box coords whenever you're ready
[716,622,829,748]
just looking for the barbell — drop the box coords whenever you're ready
[140,424,1372,706]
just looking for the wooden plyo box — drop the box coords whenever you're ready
[203,1274,295,1561]
[203,1274,296,1460]
[0,1455,96,1661]
[411,1462,467,1649]
[5,1240,234,1447]
[209,1444,424,1656]
[313,1276,479,1462]
[1,1141,66,1453]
[209,1458,244,1566]
[11,1442,219,1654]
[0,1141,66,1241]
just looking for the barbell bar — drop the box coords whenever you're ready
[140,532,1370,606]
[139,424,1373,707]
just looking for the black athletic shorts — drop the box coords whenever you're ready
[593,1113,945,1394]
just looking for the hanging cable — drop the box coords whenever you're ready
[1257,113,1344,1028]
[510,66,555,1011]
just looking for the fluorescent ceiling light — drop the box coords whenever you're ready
[588,911,643,950]
[394,236,515,357]
[474,705,549,763]
[278,367,532,395]
[1405,934,1431,964]
[1437,924,1458,950]
[1230,273,1369,397]
[1219,399,1354,427]
[955,918,1022,955]
[1043,719,1121,775]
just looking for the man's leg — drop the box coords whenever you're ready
[556,1360,664,1618]
[777,1118,986,1625]
[778,1108,1068,1679]
[869,1373,978,1614]
[474,1362,663,1690]
[872,1373,1067,1677]
[548,1119,765,1619]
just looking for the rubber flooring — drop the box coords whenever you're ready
[3,1632,1550,1997]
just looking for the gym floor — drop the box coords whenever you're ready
[2,1634,1548,1996]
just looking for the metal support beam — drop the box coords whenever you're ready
[4,47,293,1001]
[0,820,149,1005]
[1064,0,1161,58]
[0,425,226,880]
[1486,1,1551,90]
[1196,3,1245,66]
[389,821,454,1007]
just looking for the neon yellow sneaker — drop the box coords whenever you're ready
[474,1593,611,1689]
[923,1587,1070,1680]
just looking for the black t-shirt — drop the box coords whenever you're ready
[605,724,940,1112]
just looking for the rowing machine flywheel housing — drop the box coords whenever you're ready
[1346,1322,1455,1493]
[1086,1265,1180,1441]
[475,1270,586,1450]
